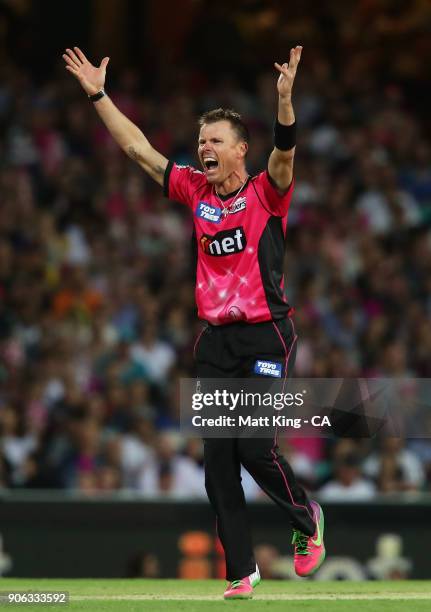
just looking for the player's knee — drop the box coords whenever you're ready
[204,475,213,497]
[237,439,272,471]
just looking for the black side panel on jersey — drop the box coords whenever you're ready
[163,161,174,198]
[257,216,291,319]
[190,227,198,285]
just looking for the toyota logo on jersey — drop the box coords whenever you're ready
[200,227,247,256]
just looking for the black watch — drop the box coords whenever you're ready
[88,89,106,102]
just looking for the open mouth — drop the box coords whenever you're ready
[203,157,219,172]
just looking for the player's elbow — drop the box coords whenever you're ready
[272,174,293,192]
[125,142,152,164]
[268,158,294,191]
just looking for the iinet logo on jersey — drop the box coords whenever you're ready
[200,227,247,256]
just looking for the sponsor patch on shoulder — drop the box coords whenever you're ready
[196,201,222,223]
[254,360,282,378]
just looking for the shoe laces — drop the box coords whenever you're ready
[292,529,311,555]
[230,580,245,589]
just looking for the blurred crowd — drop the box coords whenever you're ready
[1,0,431,499]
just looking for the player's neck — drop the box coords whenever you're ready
[216,169,248,196]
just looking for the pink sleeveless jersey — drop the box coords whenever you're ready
[164,162,294,325]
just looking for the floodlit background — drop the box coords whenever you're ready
[0,0,431,580]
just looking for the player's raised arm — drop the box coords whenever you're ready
[268,46,302,191]
[62,47,168,186]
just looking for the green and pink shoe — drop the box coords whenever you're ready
[223,565,261,600]
[223,502,325,600]
[293,500,326,577]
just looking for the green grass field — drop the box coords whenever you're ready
[0,579,430,611]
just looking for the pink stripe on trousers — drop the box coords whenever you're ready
[270,318,314,522]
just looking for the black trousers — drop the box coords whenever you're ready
[195,317,316,581]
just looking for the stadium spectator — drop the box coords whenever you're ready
[136,432,205,498]
[0,404,37,486]
[363,438,426,493]
[318,453,377,501]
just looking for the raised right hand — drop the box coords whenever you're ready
[63,47,109,96]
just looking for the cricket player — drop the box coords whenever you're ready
[63,44,325,599]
